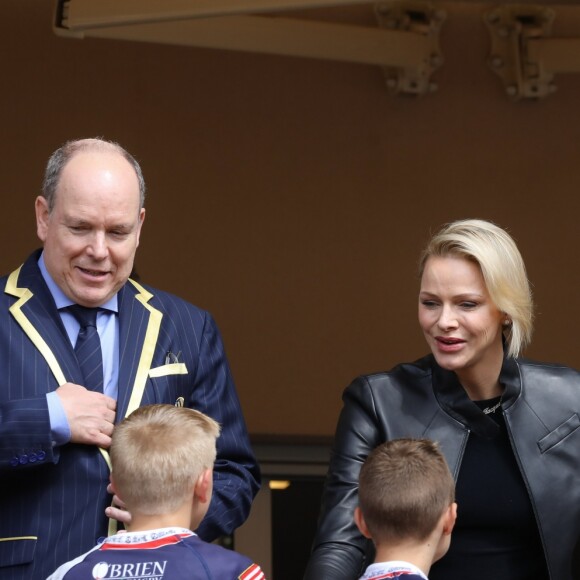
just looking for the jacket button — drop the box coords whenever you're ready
[10,456,19,467]
[37,451,46,461]
[28,453,38,463]
[18,454,29,465]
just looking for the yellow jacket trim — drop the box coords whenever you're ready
[7,266,116,533]
[125,278,162,418]
[6,267,67,386]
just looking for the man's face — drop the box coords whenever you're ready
[36,150,145,308]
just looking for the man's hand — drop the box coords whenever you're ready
[105,483,132,526]
[56,383,116,448]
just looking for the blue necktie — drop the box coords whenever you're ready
[68,305,104,392]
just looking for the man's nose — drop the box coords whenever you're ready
[86,232,108,259]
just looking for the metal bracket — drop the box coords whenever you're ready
[375,0,446,96]
[485,5,556,101]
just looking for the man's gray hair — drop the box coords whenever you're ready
[42,138,146,211]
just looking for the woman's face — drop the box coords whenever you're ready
[418,255,505,382]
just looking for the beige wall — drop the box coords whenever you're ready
[1,1,579,437]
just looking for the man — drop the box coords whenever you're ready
[0,138,260,579]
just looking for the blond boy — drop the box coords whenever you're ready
[47,404,265,580]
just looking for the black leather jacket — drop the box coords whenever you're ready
[304,355,580,580]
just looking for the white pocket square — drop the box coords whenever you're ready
[148,363,188,378]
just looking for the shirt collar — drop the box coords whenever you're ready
[38,251,118,313]
[104,527,194,546]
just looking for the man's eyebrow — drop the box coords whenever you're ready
[108,223,133,230]
[63,216,90,226]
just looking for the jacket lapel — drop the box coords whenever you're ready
[116,278,163,421]
[5,252,81,390]
[5,253,148,536]
[6,254,165,417]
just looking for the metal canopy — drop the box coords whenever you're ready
[55,0,446,96]
[54,0,580,99]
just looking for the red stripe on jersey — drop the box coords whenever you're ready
[239,563,265,580]
[101,533,191,550]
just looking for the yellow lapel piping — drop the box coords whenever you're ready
[6,266,67,386]
[125,278,163,419]
[106,278,162,537]
[5,271,161,536]
[107,278,162,536]
[7,265,116,533]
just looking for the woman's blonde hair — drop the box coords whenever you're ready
[419,219,533,358]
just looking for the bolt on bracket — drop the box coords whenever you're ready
[375,0,446,96]
[484,4,556,100]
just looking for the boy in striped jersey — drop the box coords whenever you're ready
[47,404,265,580]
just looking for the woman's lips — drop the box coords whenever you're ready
[435,336,465,353]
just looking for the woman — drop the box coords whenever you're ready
[304,219,580,580]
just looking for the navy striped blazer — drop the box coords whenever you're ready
[0,250,260,579]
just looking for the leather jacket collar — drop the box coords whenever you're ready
[432,355,521,439]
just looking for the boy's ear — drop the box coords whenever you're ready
[109,474,118,496]
[193,468,213,504]
[354,506,372,539]
[442,502,458,536]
